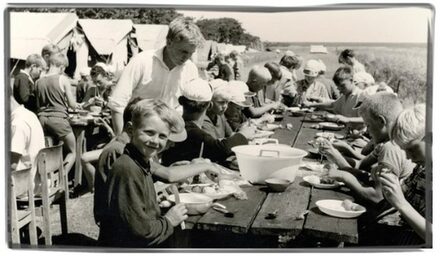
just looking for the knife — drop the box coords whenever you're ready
[171,184,185,230]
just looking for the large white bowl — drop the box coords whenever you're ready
[232,144,308,184]
[315,199,366,218]
[168,193,213,215]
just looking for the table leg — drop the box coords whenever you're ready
[74,128,86,188]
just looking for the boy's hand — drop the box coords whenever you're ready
[164,203,188,227]
[378,171,406,210]
[238,125,257,140]
[170,160,191,166]
[332,140,355,157]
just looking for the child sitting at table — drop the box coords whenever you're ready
[242,65,285,118]
[304,66,364,126]
[81,64,114,109]
[323,92,415,204]
[202,79,234,139]
[293,59,331,106]
[76,67,92,103]
[35,52,81,176]
[161,78,255,166]
[360,104,429,246]
[13,54,46,113]
[98,98,222,247]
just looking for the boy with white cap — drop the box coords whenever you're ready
[202,79,234,139]
[161,78,255,166]
[293,59,331,106]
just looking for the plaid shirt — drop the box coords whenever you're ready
[378,164,425,226]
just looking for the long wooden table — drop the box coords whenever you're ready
[173,111,359,248]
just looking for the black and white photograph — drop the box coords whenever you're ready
[3,1,435,252]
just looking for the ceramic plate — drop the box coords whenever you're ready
[259,124,281,131]
[303,175,341,189]
[315,199,366,218]
[319,122,345,131]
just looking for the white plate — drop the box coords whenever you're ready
[316,132,336,140]
[251,130,275,139]
[202,191,232,200]
[259,123,281,131]
[303,175,341,189]
[315,199,366,218]
[286,107,301,112]
[300,163,325,172]
[319,122,345,131]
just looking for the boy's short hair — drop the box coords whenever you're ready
[90,65,108,79]
[49,52,69,68]
[339,49,355,63]
[166,16,205,47]
[131,99,185,136]
[392,104,426,147]
[264,62,282,80]
[123,97,144,126]
[41,44,60,57]
[333,66,354,85]
[280,55,302,70]
[25,54,45,68]
[247,66,272,84]
[358,92,403,130]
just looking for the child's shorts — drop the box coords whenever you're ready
[39,115,73,139]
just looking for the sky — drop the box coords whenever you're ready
[179,7,432,43]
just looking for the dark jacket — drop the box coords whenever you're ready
[98,143,174,248]
[161,120,247,166]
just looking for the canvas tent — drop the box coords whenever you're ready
[10,12,78,60]
[133,24,168,51]
[10,12,79,75]
[310,45,328,54]
[77,19,135,77]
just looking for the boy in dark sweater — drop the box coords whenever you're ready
[99,99,221,247]
[13,54,46,112]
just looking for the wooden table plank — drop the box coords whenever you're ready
[270,113,304,146]
[250,178,311,237]
[195,185,267,234]
[303,187,359,244]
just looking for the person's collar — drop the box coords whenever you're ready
[124,143,151,175]
[20,70,33,83]
[153,47,169,69]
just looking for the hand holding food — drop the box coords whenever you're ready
[164,203,188,227]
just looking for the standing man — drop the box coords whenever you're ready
[108,17,205,135]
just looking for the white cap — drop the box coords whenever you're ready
[317,59,326,73]
[303,60,321,77]
[285,50,295,56]
[181,78,213,102]
[353,72,375,85]
[227,81,253,107]
[168,129,187,142]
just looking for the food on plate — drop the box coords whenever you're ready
[320,176,336,184]
[202,186,217,194]
[306,175,321,184]
[342,199,361,211]
[286,123,293,130]
[315,132,336,141]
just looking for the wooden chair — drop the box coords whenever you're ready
[36,143,69,245]
[10,167,38,246]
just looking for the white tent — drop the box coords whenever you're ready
[78,19,134,76]
[310,45,328,54]
[10,12,79,60]
[133,24,168,51]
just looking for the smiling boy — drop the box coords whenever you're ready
[99,99,189,247]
